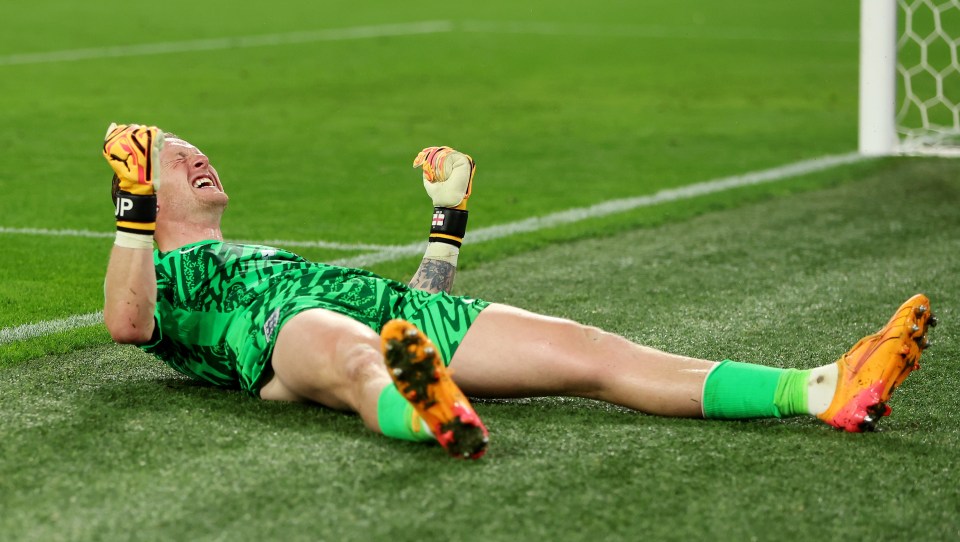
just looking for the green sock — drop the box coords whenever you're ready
[774,366,810,417]
[376,385,434,442]
[703,360,810,419]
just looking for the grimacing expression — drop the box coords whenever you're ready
[157,138,229,213]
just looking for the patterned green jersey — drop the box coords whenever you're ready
[142,240,488,395]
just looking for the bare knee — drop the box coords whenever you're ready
[579,323,606,345]
[336,339,391,429]
[579,325,627,397]
[340,342,387,385]
[543,319,617,395]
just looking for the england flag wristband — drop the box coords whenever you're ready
[429,207,468,248]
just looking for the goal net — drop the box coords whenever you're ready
[897,0,960,154]
[860,0,960,156]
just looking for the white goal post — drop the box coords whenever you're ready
[860,0,960,156]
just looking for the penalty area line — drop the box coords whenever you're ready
[1,151,869,345]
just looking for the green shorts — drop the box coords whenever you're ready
[395,289,489,365]
[146,254,489,396]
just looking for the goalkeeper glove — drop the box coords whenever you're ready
[103,123,165,241]
[413,146,475,248]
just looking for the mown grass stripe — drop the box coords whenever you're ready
[0,20,857,69]
[459,20,858,42]
[0,21,454,66]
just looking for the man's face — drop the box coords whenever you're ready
[156,138,229,219]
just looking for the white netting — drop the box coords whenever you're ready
[897,0,960,154]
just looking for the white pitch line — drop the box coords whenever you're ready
[0,21,454,67]
[0,227,397,252]
[0,151,868,346]
[0,312,104,346]
[0,227,115,239]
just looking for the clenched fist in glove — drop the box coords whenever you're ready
[413,146,475,249]
[103,123,165,240]
[413,146,475,210]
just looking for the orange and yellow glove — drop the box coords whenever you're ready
[102,123,164,240]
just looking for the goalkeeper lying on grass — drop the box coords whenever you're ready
[102,123,936,459]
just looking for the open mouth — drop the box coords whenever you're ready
[191,175,219,191]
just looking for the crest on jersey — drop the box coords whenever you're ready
[263,308,281,342]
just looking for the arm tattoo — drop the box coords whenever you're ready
[408,259,456,294]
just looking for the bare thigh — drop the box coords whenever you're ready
[258,308,392,428]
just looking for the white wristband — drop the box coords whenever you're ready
[114,231,155,250]
[424,241,459,266]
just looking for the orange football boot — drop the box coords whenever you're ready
[818,294,936,432]
[381,320,489,459]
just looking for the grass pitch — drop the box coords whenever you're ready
[2,0,959,540]
[3,160,959,541]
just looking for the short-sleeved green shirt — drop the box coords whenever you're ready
[141,240,488,395]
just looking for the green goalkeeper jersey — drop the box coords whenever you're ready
[142,240,488,395]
